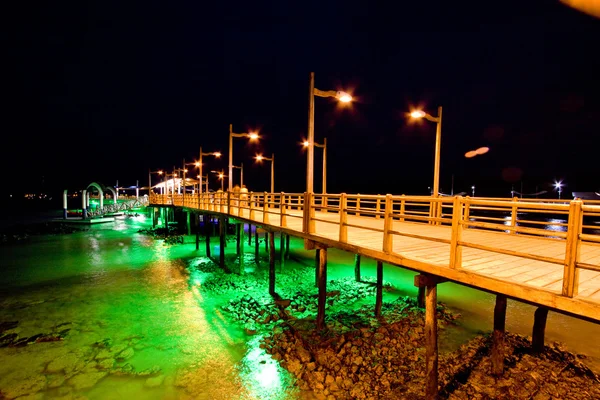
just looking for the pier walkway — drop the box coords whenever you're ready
[149,192,600,323]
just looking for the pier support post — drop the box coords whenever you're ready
[195,214,200,250]
[491,294,507,376]
[418,287,426,308]
[239,222,245,275]
[375,260,383,317]
[205,215,211,258]
[532,307,549,354]
[316,246,328,331]
[255,228,260,263]
[236,223,241,256]
[248,224,252,246]
[265,231,269,253]
[63,190,68,219]
[315,249,320,287]
[279,233,285,270]
[285,234,290,259]
[186,212,191,236]
[425,282,438,400]
[354,254,361,282]
[269,231,276,296]
[219,215,226,270]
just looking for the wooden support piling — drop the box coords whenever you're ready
[195,214,200,250]
[239,222,245,275]
[265,232,269,252]
[425,282,438,400]
[532,307,549,354]
[255,228,260,262]
[205,216,211,258]
[279,233,285,270]
[236,223,241,256]
[269,230,276,296]
[248,224,252,245]
[219,215,226,270]
[418,287,425,308]
[316,246,328,331]
[285,234,290,259]
[315,249,320,287]
[354,254,361,282]
[491,294,507,376]
[375,260,383,317]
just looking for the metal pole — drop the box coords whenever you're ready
[229,124,233,192]
[307,72,315,193]
[148,169,151,197]
[241,163,244,188]
[322,138,327,194]
[433,106,443,198]
[271,153,275,194]
[182,158,186,206]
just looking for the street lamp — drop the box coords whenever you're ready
[303,138,327,194]
[229,124,259,192]
[211,170,226,192]
[471,185,476,197]
[255,153,275,193]
[148,169,163,196]
[198,147,221,206]
[554,181,564,199]
[232,163,244,188]
[410,106,443,198]
[306,72,352,193]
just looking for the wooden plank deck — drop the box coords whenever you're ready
[156,201,600,323]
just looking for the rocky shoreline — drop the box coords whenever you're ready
[186,254,600,399]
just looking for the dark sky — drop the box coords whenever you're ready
[5,0,600,199]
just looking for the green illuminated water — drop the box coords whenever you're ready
[1,212,599,399]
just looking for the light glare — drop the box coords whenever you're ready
[411,110,426,119]
[336,91,352,103]
[303,141,309,147]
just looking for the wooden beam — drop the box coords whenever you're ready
[316,247,328,330]
[414,274,448,288]
[269,231,276,296]
[205,215,211,258]
[375,260,383,318]
[248,224,252,246]
[417,287,425,308]
[255,228,260,263]
[315,249,320,287]
[285,234,290,259]
[265,231,269,253]
[491,294,507,376]
[532,307,549,354]
[425,283,438,400]
[354,254,361,282]
[279,233,285,270]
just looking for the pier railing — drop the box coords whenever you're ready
[149,192,600,300]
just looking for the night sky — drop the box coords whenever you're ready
[5,1,600,200]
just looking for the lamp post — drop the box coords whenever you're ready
[255,153,275,193]
[303,138,327,194]
[198,146,221,205]
[148,169,163,197]
[229,124,259,192]
[410,106,443,198]
[554,181,563,199]
[232,163,244,188]
[471,185,476,197]
[211,170,226,191]
[306,72,352,193]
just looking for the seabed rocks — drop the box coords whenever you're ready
[186,255,600,399]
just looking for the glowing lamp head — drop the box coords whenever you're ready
[219,173,224,179]
[554,181,563,189]
[303,141,309,147]
[158,171,163,175]
[248,132,259,140]
[213,152,221,158]
[255,154,264,162]
[410,110,426,119]
[195,162,200,167]
[336,91,352,103]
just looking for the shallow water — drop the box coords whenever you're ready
[1,212,599,399]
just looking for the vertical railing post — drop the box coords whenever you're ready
[339,193,348,243]
[220,192,225,213]
[376,195,381,220]
[510,196,518,233]
[280,192,287,228]
[464,197,471,229]
[302,192,315,234]
[383,194,393,253]
[449,196,464,269]
[400,195,405,222]
[356,194,361,217]
[249,192,255,221]
[562,199,583,297]
[263,192,270,224]
[302,192,310,233]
